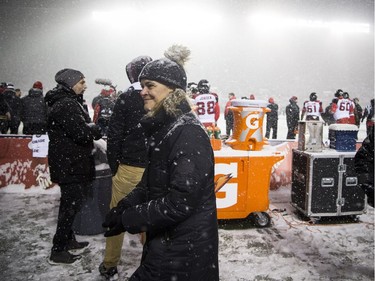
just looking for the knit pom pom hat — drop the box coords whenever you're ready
[138,45,190,91]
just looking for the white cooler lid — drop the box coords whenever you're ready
[231,99,268,108]
[328,124,359,131]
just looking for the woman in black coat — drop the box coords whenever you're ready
[103,45,219,281]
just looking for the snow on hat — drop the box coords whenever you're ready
[6,83,15,90]
[138,45,190,91]
[33,81,43,90]
[126,56,153,84]
[55,68,84,89]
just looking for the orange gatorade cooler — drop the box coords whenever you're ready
[226,99,270,151]
[214,147,284,226]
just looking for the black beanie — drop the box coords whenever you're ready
[55,68,84,89]
[138,45,190,91]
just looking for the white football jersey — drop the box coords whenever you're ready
[333,99,353,120]
[194,94,216,124]
[303,100,322,118]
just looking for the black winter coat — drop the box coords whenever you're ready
[119,93,219,281]
[0,94,10,116]
[286,101,300,129]
[21,88,48,125]
[266,103,279,123]
[106,82,147,175]
[3,89,22,121]
[44,85,96,184]
[355,126,374,206]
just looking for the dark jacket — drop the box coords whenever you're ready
[266,103,279,123]
[106,82,147,174]
[286,100,300,129]
[44,85,96,184]
[21,88,48,125]
[118,90,219,281]
[355,126,374,207]
[0,94,10,116]
[3,89,22,121]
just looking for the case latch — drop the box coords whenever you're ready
[336,197,345,206]
[338,164,347,172]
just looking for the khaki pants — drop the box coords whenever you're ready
[103,164,145,268]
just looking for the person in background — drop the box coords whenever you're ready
[353,97,363,128]
[321,99,336,126]
[0,82,7,94]
[3,83,22,134]
[224,92,236,137]
[93,88,115,136]
[0,92,11,133]
[186,81,198,98]
[301,92,323,121]
[249,94,255,100]
[286,96,299,139]
[99,55,152,280]
[102,45,219,280]
[45,68,102,265]
[354,126,374,207]
[330,91,355,124]
[361,98,374,135]
[265,97,278,139]
[15,88,22,98]
[193,79,220,128]
[21,81,48,135]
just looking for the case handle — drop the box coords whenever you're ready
[321,177,334,187]
[345,177,358,186]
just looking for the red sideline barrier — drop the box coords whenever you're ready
[0,136,363,191]
[269,141,298,190]
[0,135,54,189]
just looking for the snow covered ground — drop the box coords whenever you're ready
[0,114,373,281]
[0,188,373,281]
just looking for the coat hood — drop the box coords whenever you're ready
[126,56,153,84]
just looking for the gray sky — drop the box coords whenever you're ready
[0,0,373,108]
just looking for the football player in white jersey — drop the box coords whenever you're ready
[301,92,323,121]
[331,92,356,124]
[193,79,220,128]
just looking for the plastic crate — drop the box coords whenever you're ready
[329,124,358,152]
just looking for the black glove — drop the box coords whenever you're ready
[88,123,102,140]
[102,207,126,237]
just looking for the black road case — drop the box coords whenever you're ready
[291,149,366,217]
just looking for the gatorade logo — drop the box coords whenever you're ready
[215,162,238,209]
[245,113,259,129]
